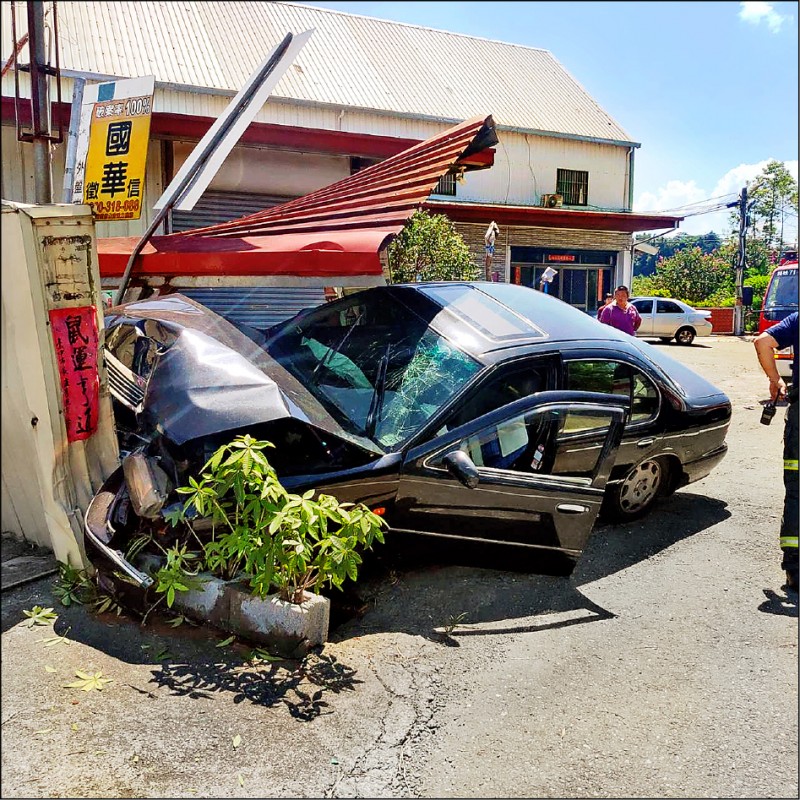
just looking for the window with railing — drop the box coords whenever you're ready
[556,168,589,206]
[432,173,457,197]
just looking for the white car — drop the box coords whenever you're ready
[629,297,713,345]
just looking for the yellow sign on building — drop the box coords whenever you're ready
[78,79,154,221]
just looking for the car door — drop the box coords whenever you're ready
[391,391,628,559]
[631,298,654,335]
[654,299,685,337]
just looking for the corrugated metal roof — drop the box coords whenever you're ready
[98,114,498,279]
[179,114,498,238]
[0,1,634,143]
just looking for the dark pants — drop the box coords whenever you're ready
[781,396,798,580]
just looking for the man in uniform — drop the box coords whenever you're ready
[754,311,798,592]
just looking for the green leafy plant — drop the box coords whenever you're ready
[171,434,387,604]
[22,606,58,627]
[53,562,93,606]
[386,209,478,284]
[442,611,468,636]
[53,562,124,616]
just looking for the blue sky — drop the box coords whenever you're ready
[303,1,798,239]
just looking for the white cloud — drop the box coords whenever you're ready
[738,2,792,33]
[635,160,799,238]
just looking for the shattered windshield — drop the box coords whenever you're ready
[265,293,481,448]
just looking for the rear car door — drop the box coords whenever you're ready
[391,391,628,559]
[654,299,685,337]
[631,298,654,335]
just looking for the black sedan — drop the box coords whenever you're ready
[88,282,730,586]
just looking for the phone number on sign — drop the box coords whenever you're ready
[92,199,140,214]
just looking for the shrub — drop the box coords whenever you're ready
[386,209,478,283]
[168,435,387,604]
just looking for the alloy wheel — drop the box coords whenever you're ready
[675,327,695,345]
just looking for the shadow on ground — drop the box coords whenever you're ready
[2,491,729,712]
[329,491,731,644]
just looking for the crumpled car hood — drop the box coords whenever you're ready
[107,294,382,454]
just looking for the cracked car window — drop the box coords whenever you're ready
[266,295,480,447]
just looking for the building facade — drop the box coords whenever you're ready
[1,1,680,313]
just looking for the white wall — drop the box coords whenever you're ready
[171,141,351,196]
[1,202,119,563]
[2,76,632,238]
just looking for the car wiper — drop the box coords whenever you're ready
[310,312,363,386]
[365,347,390,439]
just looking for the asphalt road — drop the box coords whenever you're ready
[1,335,797,799]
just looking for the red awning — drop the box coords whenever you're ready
[98,115,498,281]
[97,228,399,278]
[424,200,684,233]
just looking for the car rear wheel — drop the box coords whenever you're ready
[603,457,669,521]
[675,327,695,345]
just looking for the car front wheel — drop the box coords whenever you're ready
[675,327,695,345]
[603,458,669,521]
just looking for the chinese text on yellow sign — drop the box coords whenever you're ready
[83,95,153,221]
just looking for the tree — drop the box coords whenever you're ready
[633,232,722,277]
[643,246,733,305]
[748,160,798,254]
[727,161,798,263]
[386,210,478,283]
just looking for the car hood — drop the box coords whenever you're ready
[107,295,383,454]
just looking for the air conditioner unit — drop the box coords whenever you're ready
[540,193,564,208]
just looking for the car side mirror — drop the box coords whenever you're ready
[442,450,480,489]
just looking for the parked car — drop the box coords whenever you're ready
[629,297,713,345]
[87,284,731,588]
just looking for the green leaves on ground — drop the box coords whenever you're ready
[22,606,58,627]
[64,671,113,692]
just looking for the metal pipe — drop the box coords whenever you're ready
[29,0,52,203]
[114,32,295,306]
[626,146,635,211]
[61,76,85,203]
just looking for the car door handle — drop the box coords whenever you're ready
[636,437,655,448]
[556,503,590,514]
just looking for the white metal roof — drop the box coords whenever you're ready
[1,1,635,144]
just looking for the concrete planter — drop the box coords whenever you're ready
[139,556,330,657]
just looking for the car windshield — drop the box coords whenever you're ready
[265,293,481,448]
[765,268,798,310]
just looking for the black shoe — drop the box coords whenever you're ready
[786,572,799,594]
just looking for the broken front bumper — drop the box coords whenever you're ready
[84,467,154,588]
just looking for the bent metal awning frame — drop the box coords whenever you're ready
[98,112,684,291]
[98,115,499,290]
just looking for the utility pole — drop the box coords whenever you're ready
[733,185,747,336]
[28,0,52,204]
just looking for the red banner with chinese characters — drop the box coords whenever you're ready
[48,306,100,442]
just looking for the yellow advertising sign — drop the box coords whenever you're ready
[82,93,153,221]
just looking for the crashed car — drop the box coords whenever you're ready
[86,283,731,587]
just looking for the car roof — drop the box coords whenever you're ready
[348,281,634,357]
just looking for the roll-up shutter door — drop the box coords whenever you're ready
[179,286,328,333]
[170,190,297,233]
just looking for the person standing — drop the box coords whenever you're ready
[597,293,613,319]
[754,311,798,592]
[598,285,641,336]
